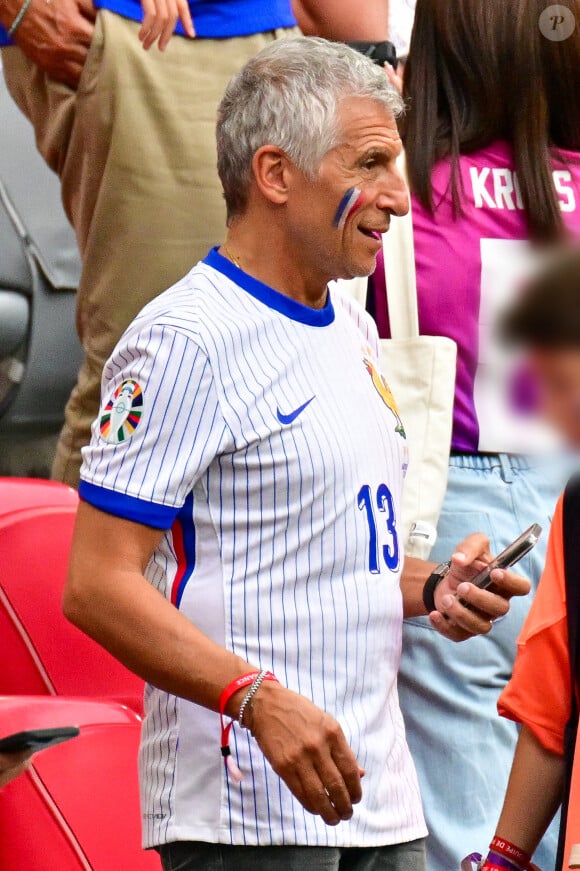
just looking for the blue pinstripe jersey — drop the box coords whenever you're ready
[80,248,426,849]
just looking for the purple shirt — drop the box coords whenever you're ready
[372,140,580,453]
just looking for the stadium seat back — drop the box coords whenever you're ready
[0,479,144,711]
[0,696,157,870]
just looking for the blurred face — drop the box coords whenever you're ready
[530,348,580,447]
[283,98,409,281]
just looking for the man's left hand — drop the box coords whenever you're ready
[429,533,531,642]
[139,0,195,50]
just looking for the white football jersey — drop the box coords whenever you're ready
[80,248,426,849]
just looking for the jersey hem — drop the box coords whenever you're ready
[143,821,429,850]
[79,480,180,529]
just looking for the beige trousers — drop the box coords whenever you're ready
[2,13,293,486]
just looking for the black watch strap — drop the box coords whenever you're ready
[422,561,452,614]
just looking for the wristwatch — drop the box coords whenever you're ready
[422,561,452,614]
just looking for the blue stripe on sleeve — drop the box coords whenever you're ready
[79,480,179,528]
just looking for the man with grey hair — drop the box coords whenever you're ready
[63,36,529,871]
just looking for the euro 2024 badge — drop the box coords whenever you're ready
[100,379,144,444]
[362,348,407,440]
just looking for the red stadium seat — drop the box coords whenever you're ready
[0,479,144,712]
[0,696,158,870]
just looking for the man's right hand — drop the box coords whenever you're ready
[246,682,363,826]
[0,0,96,89]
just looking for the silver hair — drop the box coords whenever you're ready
[216,36,404,222]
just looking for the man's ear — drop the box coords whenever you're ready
[251,145,292,206]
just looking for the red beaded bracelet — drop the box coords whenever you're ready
[218,670,278,782]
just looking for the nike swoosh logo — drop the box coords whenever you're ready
[276,396,315,425]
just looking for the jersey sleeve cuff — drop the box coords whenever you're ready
[79,480,180,529]
[498,700,565,756]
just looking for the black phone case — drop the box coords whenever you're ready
[0,726,80,754]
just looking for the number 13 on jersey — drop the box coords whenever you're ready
[357,483,400,574]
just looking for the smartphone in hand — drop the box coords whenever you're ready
[469,524,543,592]
[0,727,80,755]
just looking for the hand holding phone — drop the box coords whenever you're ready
[468,524,543,592]
[0,726,80,755]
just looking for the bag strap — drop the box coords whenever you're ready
[557,477,580,869]
[381,151,420,340]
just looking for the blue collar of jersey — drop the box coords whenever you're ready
[204,247,335,328]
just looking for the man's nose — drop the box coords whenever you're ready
[376,168,410,217]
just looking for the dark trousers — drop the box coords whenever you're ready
[158,839,426,871]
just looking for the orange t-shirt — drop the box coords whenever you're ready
[498,496,571,756]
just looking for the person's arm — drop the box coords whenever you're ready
[400,533,531,642]
[477,502,568,868]
[493,725,564,857]
[292,0,389,42]
[64,501,363,827]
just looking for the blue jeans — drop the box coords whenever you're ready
[398,454,571,871]
[158,839,426,871]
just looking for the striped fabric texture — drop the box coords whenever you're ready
[80,249,426,849]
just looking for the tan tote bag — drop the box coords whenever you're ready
[338,155,458,559]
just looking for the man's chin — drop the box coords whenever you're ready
[340,255,378,281]
[329,249,379,283]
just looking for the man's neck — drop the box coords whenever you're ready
[222,220,330,310]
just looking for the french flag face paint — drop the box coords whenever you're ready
[333,186,365,230]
